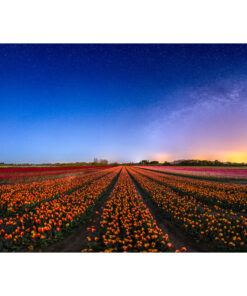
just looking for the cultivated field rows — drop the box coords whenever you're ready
[128,167,247,251]
[0,165,246,252]
[139,166,247,180]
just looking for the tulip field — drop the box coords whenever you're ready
[0,165,247,252]
[0,166,111,184]
[138,166,247,180]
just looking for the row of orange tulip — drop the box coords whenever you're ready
[0,167,121,251]
[138,168,247,212]
[0,169,111,215]
[83,168,185,252]
[128,167,247,251]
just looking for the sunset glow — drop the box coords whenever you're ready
[222,152,247,163]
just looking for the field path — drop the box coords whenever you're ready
[127,168,203,252]
[42,169,121,252]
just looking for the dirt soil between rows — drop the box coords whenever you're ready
[127,168,209,252]
[42,170,121,252]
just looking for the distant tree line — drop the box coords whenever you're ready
[135,159,247,167]
[0,158,120,167]
[1,159,247,167]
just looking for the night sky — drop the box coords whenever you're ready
[1,44,247,163]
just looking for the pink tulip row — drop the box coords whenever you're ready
[137,166,247,179]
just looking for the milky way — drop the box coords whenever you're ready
[1,44,247,163]
[144,79,247,162]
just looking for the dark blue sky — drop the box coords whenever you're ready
[1,44,247,163]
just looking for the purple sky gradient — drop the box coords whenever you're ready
[144,79,247,162]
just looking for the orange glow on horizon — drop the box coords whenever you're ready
[151,151,247,163]
[221,152,247,163]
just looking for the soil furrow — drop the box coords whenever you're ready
[1,169,113,219]
[135,169,247,218]
[127,168,203,252]
[42,169,122,252]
